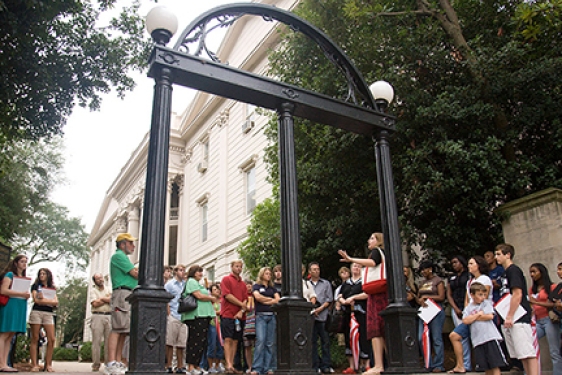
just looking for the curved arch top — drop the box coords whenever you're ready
[172,3,379,111]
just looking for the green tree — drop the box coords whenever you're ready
[0,139,89,271]
[56,277,88,345]
[0,139,63,242]
[238,197,281,278]
[242,0,562,271]
[0,0,150,143]
[11,201,89,272]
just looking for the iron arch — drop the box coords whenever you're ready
[172,3,380,112]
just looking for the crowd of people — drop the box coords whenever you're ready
[2,231,560,375]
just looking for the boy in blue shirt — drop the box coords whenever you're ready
[462,282,508,375]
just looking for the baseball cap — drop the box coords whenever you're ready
[116,233,138,243]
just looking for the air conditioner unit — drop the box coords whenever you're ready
[197,160,208,173]
[242,119,255,134]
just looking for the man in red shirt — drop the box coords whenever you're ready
[220,260,248,373]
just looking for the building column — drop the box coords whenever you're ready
[128,206,141,263]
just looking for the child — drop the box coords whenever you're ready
[462,282,508,375]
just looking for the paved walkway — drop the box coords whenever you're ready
[10,362,535,375]
[14,361,97,374]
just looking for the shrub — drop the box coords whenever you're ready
[53,347,78,361]
[330,335,347,369]
[13,334,30,364]
[79,342,92,362]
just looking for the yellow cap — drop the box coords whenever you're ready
[116,233,138,243]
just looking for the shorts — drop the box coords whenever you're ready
[166,315,188,347]
[243,335,255,347]
[502,323,536,359]
[473,340,508,370]
[221,317,244,341]
[29,310,54,325]
[453,323,470,339]
[111,288,132,333]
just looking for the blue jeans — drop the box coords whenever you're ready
[536,317,562,375]
[452,313,472,371]
[419,308,445,371]
[207,324,224,360]
[312,320,331,370]
[252,314,277,374]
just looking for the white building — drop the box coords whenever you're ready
[84,0,299,341]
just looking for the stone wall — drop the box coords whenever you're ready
[497,187,562,371]
[497,187,562,282]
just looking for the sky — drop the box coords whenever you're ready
[51,0,244,233]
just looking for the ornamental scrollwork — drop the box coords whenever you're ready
[172,4,374,109]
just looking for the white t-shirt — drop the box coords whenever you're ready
[466,274,493,304]
[303,280,317,302]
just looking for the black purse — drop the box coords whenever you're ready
[177,294,197,313]
[177,282,198,314]
[326,306,346,333]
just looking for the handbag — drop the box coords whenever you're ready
[549,309,561,324]
[326,306,345,333]
[243,297,256,338]
[362,247,387,295]
[177,283,198,314]
[0,294,8,306]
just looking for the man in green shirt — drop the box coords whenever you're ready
[105,233,138,375]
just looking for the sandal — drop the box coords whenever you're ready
[45,367,55,372]
[30,366,42,372]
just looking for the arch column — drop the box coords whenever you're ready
[273,102,313,374]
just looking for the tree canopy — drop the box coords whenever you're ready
[0,139,63,242]
[239,0,562,276]
[0,0,150,143]
[1,139,89,271]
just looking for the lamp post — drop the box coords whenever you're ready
[370,82,420,372]
[134,4,422,374]
[126,6,177,374]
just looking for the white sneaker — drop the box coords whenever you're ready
[218,364,226,373]
[104,362,124,375]
[117,363,128,374]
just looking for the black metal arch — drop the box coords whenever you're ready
[172,3,380,111]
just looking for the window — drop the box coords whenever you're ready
[246,167,256,214]
[203,139,210,161]
[246,103,256,121]
[239,155,258,215]
[201,204,208,242]
[207,266,215,283]
[196,193,210,242]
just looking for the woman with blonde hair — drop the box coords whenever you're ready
[0,255,30,373]
[339,232,388,375]
[250,267,280,375]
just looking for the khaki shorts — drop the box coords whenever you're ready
[166,315,188,347]
[111,289,132,333]
[29,310,54,325]
[502,323,537,359]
